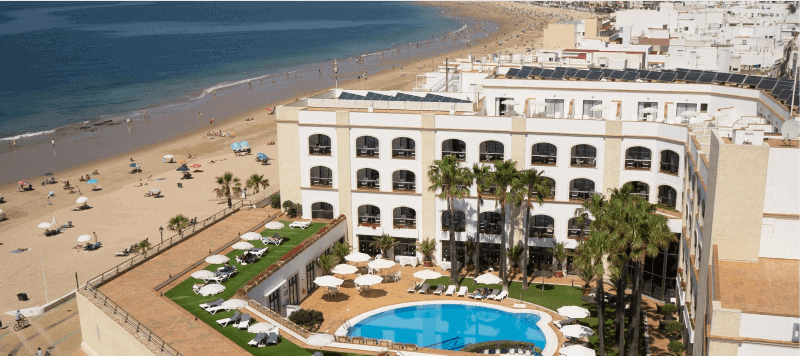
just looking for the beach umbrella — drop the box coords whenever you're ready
[190,163,202,168]
[198,284,226,297]
[163,154,173,160]
[87,179,98,184]
[247,323,276,334]
[232,241,254,250]
[239,141,250,149]
[256,152,266,157]
[557,306,591,319]
[354,274,382,286]
[368,258,396,269]
[176,165,190,172]
[44,172,54,176]
[474,273,503,285]
[501,99,519,106]
[191,270,216,280]
[51,216,57,226]
[590,104,607,112]
[413,269,442,280]
[560,324,594,339]
[313,276,344,288]
[149,188,161,195]
[19,180,29,185]
[220,299,248,310]
[76,196,88,204]
[331,264,358,275]
[37,222,52,229]
[240,232,262,241]
[344,252,371,263]
[306,333,335,348]
[680,110,698,119]
[264,221,284,230]
[129,163,138,167]
[640,107,658,114]
[230,142,241,151]
[559,345,595,356]
[205,255,230,264]
[77,235,92,243]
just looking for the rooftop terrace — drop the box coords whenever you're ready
[716,257,799,317]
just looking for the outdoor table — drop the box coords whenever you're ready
[398,256,418,267]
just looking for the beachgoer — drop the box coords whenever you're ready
[14,310,23,327]
[47,198,52,205]
[51,139,55,147]
[209,117,214,125]
[37,347,43,356]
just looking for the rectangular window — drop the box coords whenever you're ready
[544,99,564,117]
[638,102,658,120]
[268,290,280,314]
[306,262,316,294]
[582,100,602,119]
[287,273,299,305]
[676,103,698,117]
[700,103,708,113]
[395,237,417,257]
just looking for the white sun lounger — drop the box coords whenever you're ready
[199,298,224,310]
[236,313,251,329]
[494,290,508,301]
[206,305,228,315]
[456,286,468,297]
[250,247,268,258]
[444,285,456,296]
[248,333,267,347]
[216,311,240,327]
[289,220,311,229]
[485,289,500,300]
[432,285,446,295]
[407,283,418,293]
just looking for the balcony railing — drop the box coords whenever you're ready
[358,215,380,225]
[570,157,596,167]
[625,158,652,170]
[309,145,332,155]
[312,210,334,219]
[356,147,379,157]
[569,189,595,200]
[310,177,333,187]
[658,196,677,208]
[356,179,379,189]
[479,152,504,162]
[532,188,556,199]
[392,148,415,159]
[441,222,466,232]
[393,217,417,229]
[531,155,557,165]
[442,150,466,160]
[478,222,502,235]
[633,192,650,201]
[529,226,555,238]
[567,228,590,238]
[660,162,679,175]
[392,181,416,191]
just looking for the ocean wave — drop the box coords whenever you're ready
[0,129,55,141]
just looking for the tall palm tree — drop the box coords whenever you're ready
[470,163,493,274]
[574,193,610,356]
[491,160,523,291]
[606,184,636,353]
[168,214,190,233]
[370,234,398,259]
[246,173,269,194]
[518,168,550,290]
[428,155,471,288]
[214,172,241,208]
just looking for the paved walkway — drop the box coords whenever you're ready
[99,208,272,356]
[0,298,83,356]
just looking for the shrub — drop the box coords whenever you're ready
[289,309,324,332]
[282,200,301,217]
[665,320,683,339]
[668,340,685,356]
[661,303,677,317]
[271,194,281,208]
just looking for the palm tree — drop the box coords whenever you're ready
[214,172,241,207]
[317,253,338,275]
[491,160,523,291]
[416,238,437,265]
[370,234,398,259]
[428,155,471,287]
[518,168,550,290]
[332,241,352,264]
[246,173,269,194]
[550,241,569,275]
[168,214,190,233]
[470,163,492,275]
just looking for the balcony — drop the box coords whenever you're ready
[356,146,379,158]
[392,181,416,192]
[442,150,466,161]
[531,154,557,166]
[529,226,555,238]
[660,162,679,175]
[392,148,415,159]
[570,157,597,168]
[309,145,332,156]
[625,158,652,170]
[356,179,379,190]
[310,177,333,188]
[393,216,417,229]
[569,189,595,201]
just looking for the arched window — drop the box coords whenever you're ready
[442,139,466,160]
[660,150,680,175]
[355,136,379,157]
[569,179,595,200]
[392,170,416,191]
[309,134,332,155]
[393,207,417,229]
[310,166,333,187]
[570,144,597,167]
[625,146,652,170]
[531,176,556,199]
[441,210,466,232]
[356,168,380,189]
[531,143,557,165]
[479,211,503,234]
[392,137,416,159]
[627,181,650,201]
[479,141,505,162]
[311,202,334,219]
[658,185,678,208]
[567,217,592,238]
[529,215,554,238]
[358,205,381,226]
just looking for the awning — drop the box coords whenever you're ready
[264,279,287,297]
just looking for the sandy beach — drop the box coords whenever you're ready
[0,2,594,313]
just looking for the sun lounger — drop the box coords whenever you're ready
[494,290,508,301]
[236,313,251,329]
[265,330,280,345]
[444,285,456,296]
[199,298,224,310]
[289,220,311,229]
[432,285,446,295]
[114,248,131,257]
[206,305,228,314]
[248,247,268,258]
[216,311,240,327]
[485,289,499,300]
[417,283,430,294]
[248,333,267,347]
[407,283,418,293]
[470,290,483,299]
[457,286,468,297]
[553,318,576,329]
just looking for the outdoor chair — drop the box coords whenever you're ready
[289,220,311,229]
[236,314,251,329]
[470,289,483,299]
[266,330,280,345]
[444,285,456,296]
[417,283,430,294]
[494,290,508,301]
[432,285,446,295]
[407,282,418,293]
[457,286,468,297]
[199,298,223,311]
[553,318,576,329]
[485,289,500,300]
[216,311,240,327]
[249,247,268,258]
[248,333,267,347]
[206,305,228,315]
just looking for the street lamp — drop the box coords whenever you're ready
[159,226,164,244]
[332,59,339,89]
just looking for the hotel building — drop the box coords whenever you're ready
[277,66,799,355]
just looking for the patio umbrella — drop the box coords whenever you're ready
[354,274,382,286]
[247,322,276,334]
[256,153,266,157]
[331,264,358,275]
[150,188,161,195]
[264,221,284,230]
[191,270,216,280]
[413,269,442,280]
[240,232,262,241]
[640,107,658,114]
[232,241,254,250]
[590,104,607,112]
[501,99,518,106]
[19,180,29,185]
[163,154,173,161]
[205,255,230,264]
[37,222,53,229]
[230,142,241,151]
[557,306,591,319]
[198,284,226,296]
[239,141,250,149]
[190,164,202,168]
[560,345,595,356]
[44,172,54,176]
[313,276,344,288]
[77,235,92,243]
[86,179,98,184]
[306,333,335,348]
[176,165,190,172]
[368,258,396,269]
[560,325,594,339]
[680,110,698,118]
[474,273,503,285]
[76,196,88,204]
[344,252,371,263]
[220,299,248,310]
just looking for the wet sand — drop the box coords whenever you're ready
[0,2,595,312]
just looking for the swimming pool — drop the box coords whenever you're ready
[343,302,548,351]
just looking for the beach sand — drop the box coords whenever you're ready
[0,2,595,314]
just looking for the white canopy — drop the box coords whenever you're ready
[589,104,607,112]
[368,258,395,269]
[247,322,276,334]
[232,241,254,250]
[191,270,216,280]
[560,324,594,339]
[75,196,88,204]
[344,252,371,263]
[314,276,344,288]
[163,154,173,159]
[205,255,229,264]
[77,234,92,243]
[331,264,358,275]
[560,345,596,356]
[240,232,262,241]
[37,222,53,229]
[354,274,383,286]
[474,273,503,285]
[264,221,285,230]
[558,306,591,319]
[306,333,335,347]
[501,99,518,105]
[220,299,248,310]
[413,269,442,280]
[640,107,658,114]
[680,110,698,118]
[149,188,161,194]
[198,284,226,296]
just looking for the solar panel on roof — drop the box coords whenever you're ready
[587,71,602,80]
[601,69,615,77]
[636,70,651,78]
[506,68,520,77]
[658,72,677,82]
[674,71,688,80]
[624,68,638,72]
[743,75,763,86]
[646,71,662,80]
[771,85,790,96]
[714,73,731,83]
[610,71,626,79]
[539,69,555,78]
[574,70,590,79]
[726,74,747,84]
[622,71,639,81]
[550,71,566,79]
[757,78,778,90]
[675,68,690,74]
[698,72,716,83]
[565,68,579,77]
[684,71,702,82]
[517,68,532,78]
[555,67,567,72]
[529,67,543,77]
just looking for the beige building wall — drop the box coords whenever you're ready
[77,292,157,356]
[336,111,354,243]
[542,23,576,50]
[276,106,302,205]
[602,121,623,194]
[583,18,601,40]
[420,114,437,242]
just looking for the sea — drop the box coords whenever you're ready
[0,2,490,183]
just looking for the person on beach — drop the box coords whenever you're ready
[47,198,52,205]
[209,117,214,125]
[51,139,55,148]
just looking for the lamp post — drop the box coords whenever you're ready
[332,59,339,89]
[159,226,164,244]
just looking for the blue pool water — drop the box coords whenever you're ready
[346,303,546,350]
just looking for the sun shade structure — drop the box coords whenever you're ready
[205,255,229,264]
[75,196,89,204]
[560,324,594,339]
[240,232,262,241]
[413,269,442,280]
[559,345,596,356]
[557,306,591,319]
[344,252,371,263]
[306,333,335,347]
[198,284,225,296]
[232,241,254,250]
[77,235,92,242]
[220,299,248,310]
[331,264,358,275]
[149,188,161,194]
[264,221,284,230]
[313,276,344,287]
[474,273,503,285]
[37,222,53,229]
[368,258,396,269]
[247,322,276,334]
[191,270,216,280]
[354,274,383,286]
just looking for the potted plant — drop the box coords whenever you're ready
[507,244,523,276]
[417,238,436,267]
[661,303,677,321]
[371,234,397,260]
[550,241,568,278]
[680,281,686,292]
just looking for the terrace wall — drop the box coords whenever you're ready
[77,291,158,356]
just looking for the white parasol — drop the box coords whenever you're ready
[76,196,88,204]
[557,306,591,319]
[368,258,396,269]
[264,221,285,230]
[240,232,262,241]
[331,264,358,275]
[205,255,230,264]
[191,270,216,280]
[247,322,276,334]
[560,324,594,339]
[220,299,248,310]
[590,104,607,112]
[198,284,225,296]
[306,333,335,347]
[232,241,254,250]
[163,154,173,160]
[640,107,658,114]
[413,269,442,280]
[474,272,503,285]
[344,252,371,263]
[560,345,596,356]
[680,110,698,118]
[149,188,161,195]
[354,274,383,286]
[501,99,519,106]
[37,222,53,229]
[77,235,92,243]
[313,276,344,288]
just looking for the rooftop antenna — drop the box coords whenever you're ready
[780,119,799,146]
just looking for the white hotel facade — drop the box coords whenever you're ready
[277,70,799,356]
